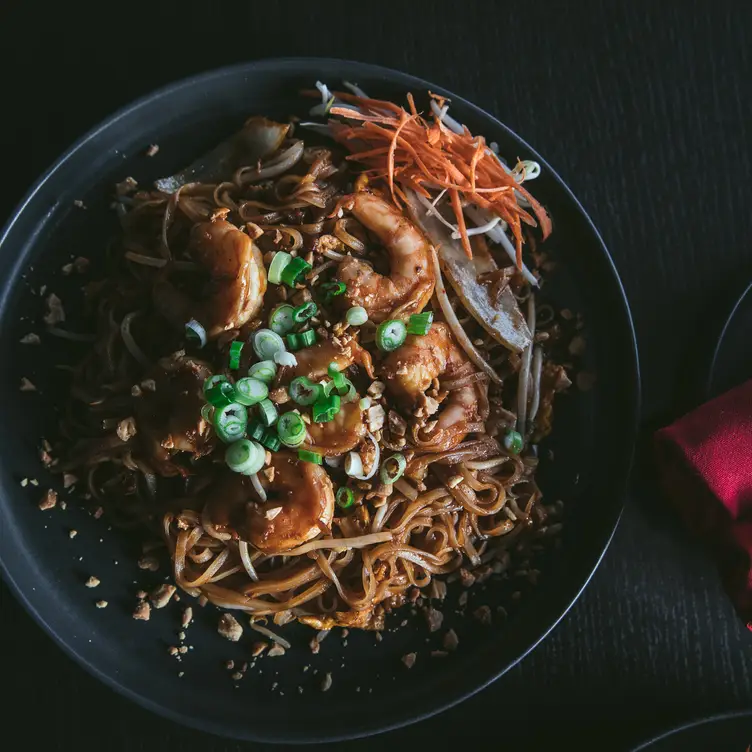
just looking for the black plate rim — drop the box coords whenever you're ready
[705,279,752,399]
[631,709,752,751]
[0,57,640,742]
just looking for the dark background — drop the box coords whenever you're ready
[1,1,751,749]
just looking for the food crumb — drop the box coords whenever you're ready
[145,144,160,157]
[181,607,193,628]
[251,641,268,657]
[85,576,100,588]
[424,607,444,633]
[20,377,37,392]
[178,671,184,678]
[20,333,40,345]
[218,613,243,642]
[473,605,492,625]
[73,199,87,209]
[63,473,78,489]
[431,650,448,658]
[93,506,104,519]
[309,638,320,655]
[231,672,243,681]
[95,600,108,609]
[402,652,417,669]
[267,645,286,657]
[150,584,176,609]
[136,590,148,600]
[178,646,188,655]
[169,646,179,657]
[320,672,333,692]
[38,489,57,510]
[177,631,186,641]
[69,529,77,539]
[443,629,459,651]
[61,263,74,276]
[43,293,65,325]
[375,631,383,642]
[458,591,468,607]
[137,555,160,572]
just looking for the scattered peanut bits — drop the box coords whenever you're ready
[218,613,243,642]
[149,584,176,609]
[38,489,57,510]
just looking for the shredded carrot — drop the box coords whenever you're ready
[323,91,552,265]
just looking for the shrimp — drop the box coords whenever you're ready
[292,335,375,381]
[245,452,335,554]
[303,400,366,456]
[135,353,214,475]
[205,453,334,555]
[336,192,434,323]
[153,219,266,338]
[382,322,482,451]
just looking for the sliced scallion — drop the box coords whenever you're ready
[379,453,406,485]
[504,429,523,454]
[225,439,265,475]
[214,403,248,443]
[185,319,207,348]
[293,301,318,324]
[277,412,307,447]
[280,257,311,287]
[376,319,407,352]
[345,306,368,326]
[298,449,323,465]
[268,251,293,285]
[258,399,278,427]
[233,377,268,406]
[289,376,323,406]
[274,350,298,367]
[312,393,340,423]
[248,360,277,383]
[407,311,433,336]
[269,304,296,335]
[336,487,355,509]
[253,329,286,361]
[205,381,235,408]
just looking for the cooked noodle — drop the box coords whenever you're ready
[56,88,570,635]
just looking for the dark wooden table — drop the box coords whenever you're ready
[2,2,751,749]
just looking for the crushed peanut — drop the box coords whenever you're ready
[150,584,176,609]
[218,613,243,642]
[132,602,151,621]
[38,489,57,510]
[85,576,100,588]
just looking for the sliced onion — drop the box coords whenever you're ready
[324,455,343,468]
[528,346,543,425]
[344,432,380,480]
[120,311,150,367]
[430,249,502,385]
[516,296,536,434]
[239,141,305,183]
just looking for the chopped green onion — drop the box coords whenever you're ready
[258,399,278,427]
[277,412,307,447]
[269,304,296,335]
[274,350,298,367]
[200,403,214,422]
[327,362,348,394]
[320,281,346,301]
[225,439,265,475]
[407,311,433,336]
[233,377,268,406]
[286,329,317,351]
[247,420,266,442]
[205,381,235,408]
[203,374,229,398]
[336,487,355,509]
[376,319,407,352]
[338,378,358,403]
[359,396,372,410]
[290,376,323,406]
[281,257,311,288]
[379,453,406,485]
[293,301,318,324]
[229,340,244,369]
[185,319,207,348]
[504,429,523,454]
[298,449,323,465]
[214,403,248,443]
[268,251,292,285]
[345,306,368,326]
[312,393,341,423]
[260,430,281,452]
[253,329,286,361]
[248,360,277,383]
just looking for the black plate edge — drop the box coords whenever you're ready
[0,57,641,743]
[631,709,752,751]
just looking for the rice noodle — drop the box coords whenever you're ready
[119,312,150,367]
[238,541,260,582]
[529,346,543,426]
[283,532,393,557]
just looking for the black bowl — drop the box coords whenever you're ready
[0,59,639,743]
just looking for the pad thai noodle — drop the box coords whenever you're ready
[58,83,572,632]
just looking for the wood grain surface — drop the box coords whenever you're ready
[1,2,750,749]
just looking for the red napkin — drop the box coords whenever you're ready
[655,379,752,626]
